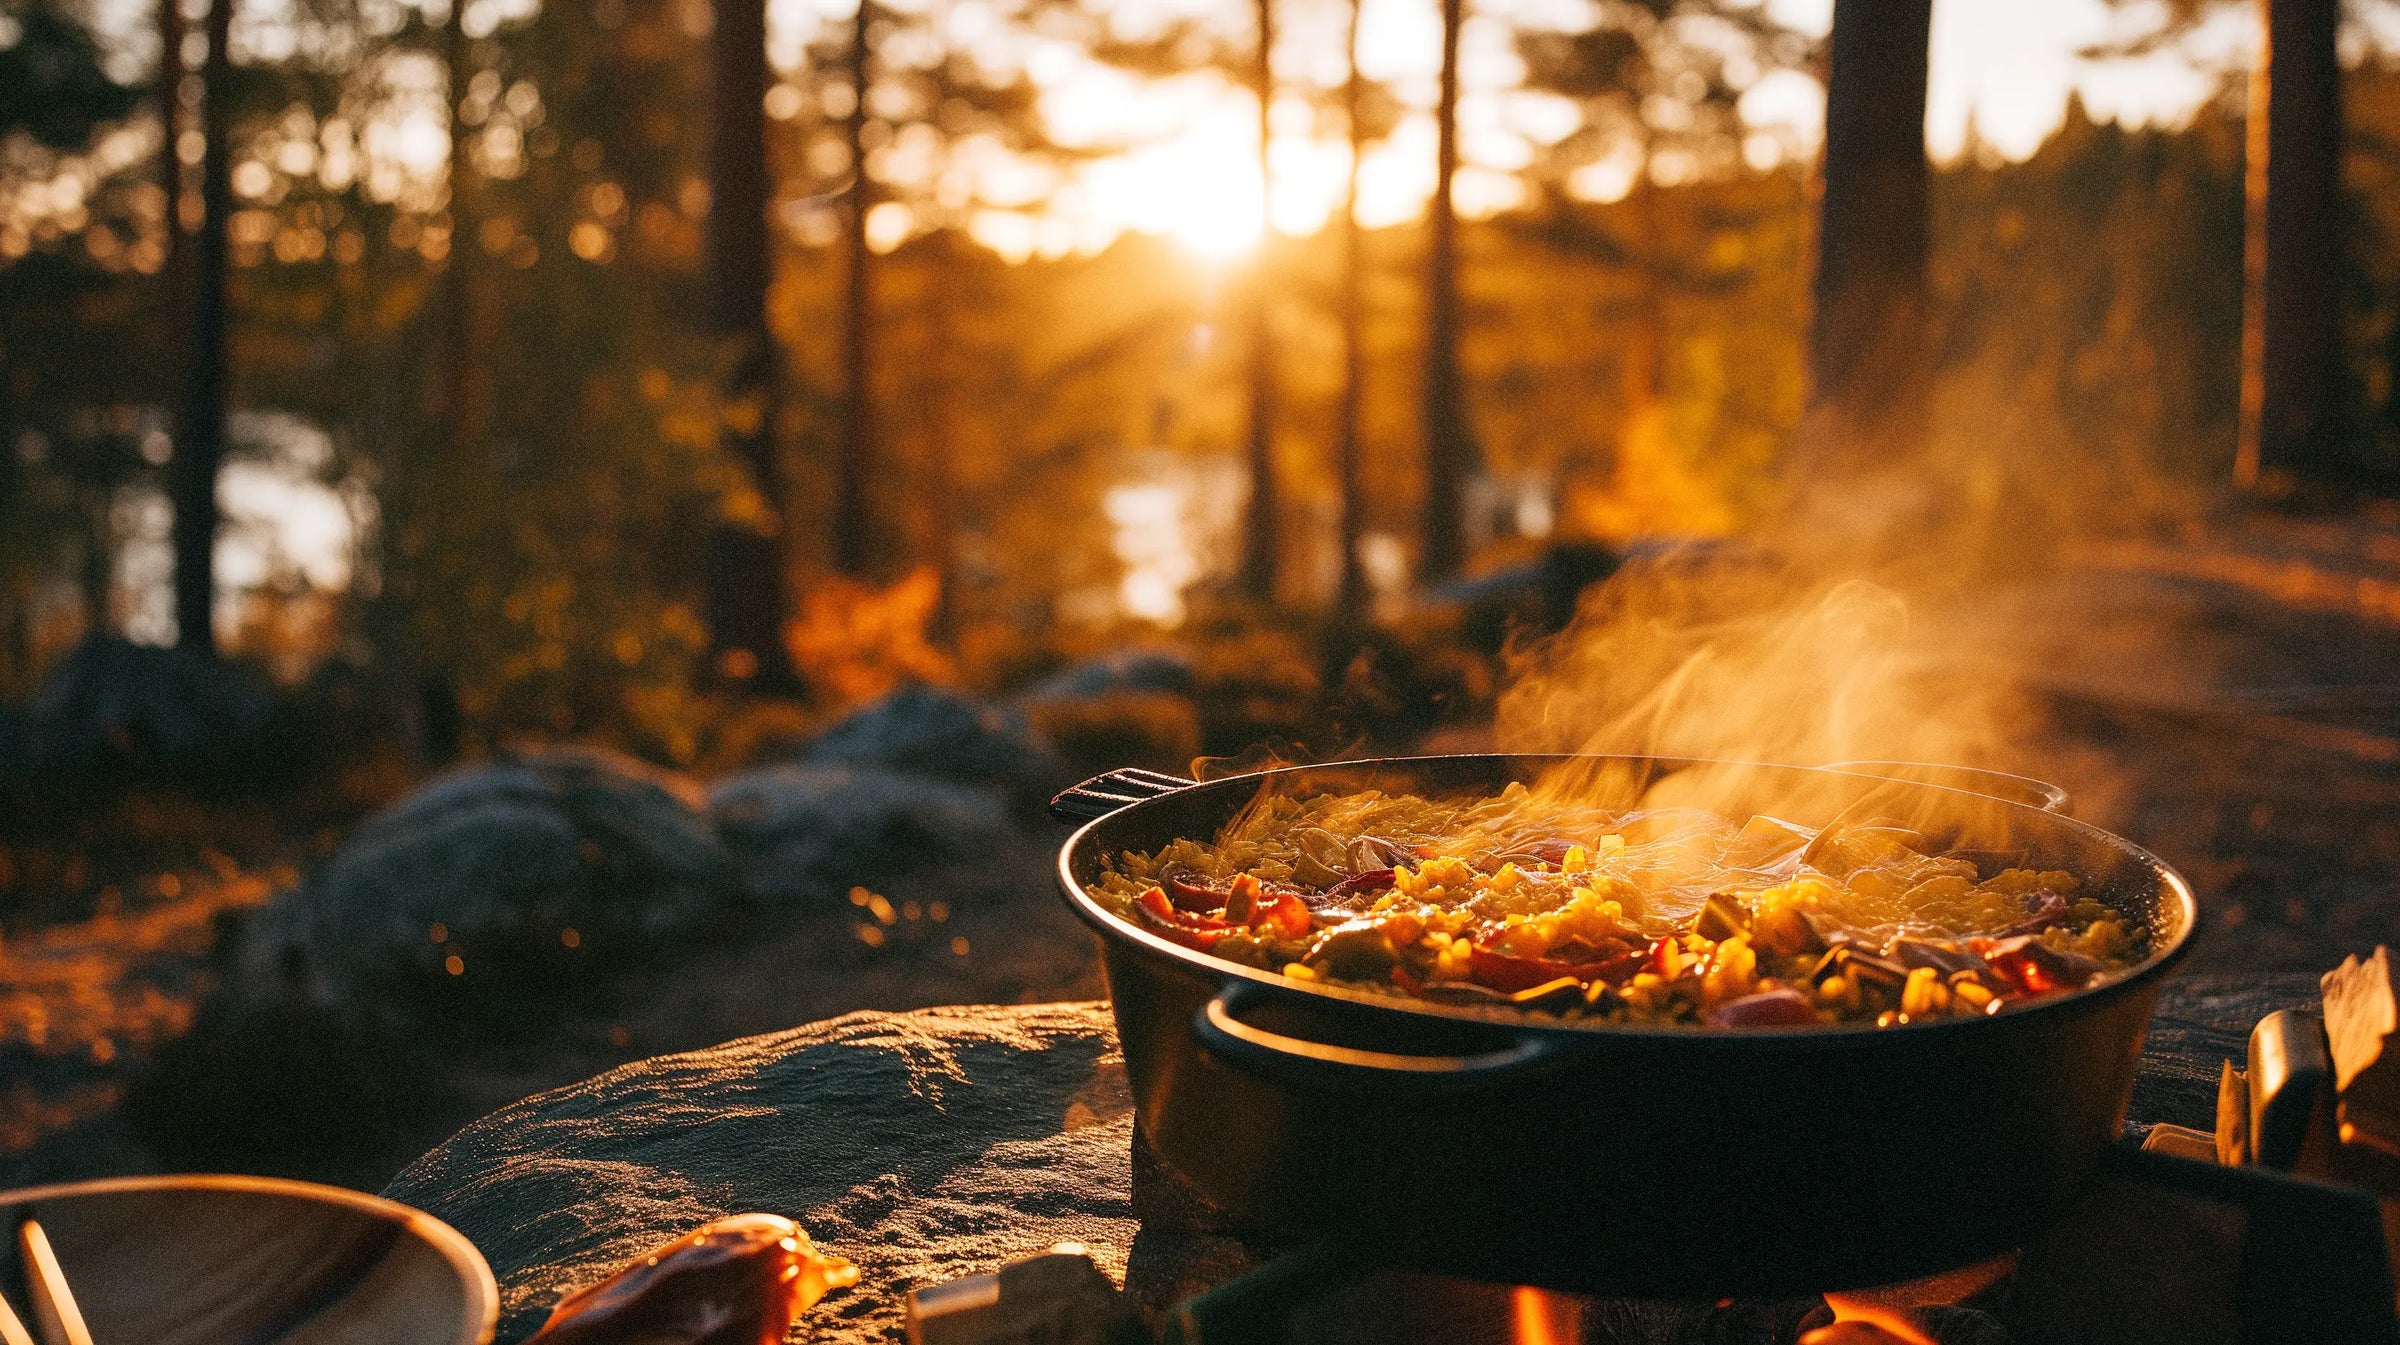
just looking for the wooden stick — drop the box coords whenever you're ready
[17,1221,93,1345]
[0,1289,36,1345]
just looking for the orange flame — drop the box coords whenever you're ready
[1510,1286,1582,1345]
[1817,1292,1940,1345]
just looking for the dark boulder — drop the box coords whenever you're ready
[708,762,1012,907]
[124,989,456,1190]
[0,701,25,785]
[1020,692,1203,780]
[246,746,731,1004]
[799,685,1061,803]
[381,1003,1134,1344]
[1021,651,1196,704]
[1015,653,1205,779]
[22,636,276,781]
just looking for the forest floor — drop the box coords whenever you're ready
[2035,509,2400,977]
[8,506,2400,1192]
[0,829,1108,1192]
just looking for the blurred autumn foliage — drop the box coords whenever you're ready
[783,567,955,708]
[4,0,2400,758]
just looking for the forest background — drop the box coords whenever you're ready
[6,0,2378,765]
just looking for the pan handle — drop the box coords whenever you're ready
[1194,981,1564,1090]
[1049,767,1198,825]
[1822,760,2070,814]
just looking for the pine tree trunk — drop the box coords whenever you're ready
[832,1,877,577]
[168,0,232,654]
[703,0,797,682]
[1812,0,1932,432]
[78,485,112,638]
[146,0,189,645]
[1418,0,1474,585]
[440,10,490,456]
[923,28,968,641]
[1238,0,1279,603]
[1333,0,1366,620]
[924,231,960,641]
[157,0,188,361]
[2239,0,2349,489]
[1633,158,1666,403]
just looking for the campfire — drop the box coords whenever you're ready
[897,1118,2392,1344]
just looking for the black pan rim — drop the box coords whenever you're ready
[1055,752,2198,1049]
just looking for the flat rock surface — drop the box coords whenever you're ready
[384,1002,1137,1344]
[388,975,2293,1343]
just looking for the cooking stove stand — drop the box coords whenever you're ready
[1161,1146,2400,1345]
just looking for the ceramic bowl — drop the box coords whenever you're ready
[0,1174,496,1345]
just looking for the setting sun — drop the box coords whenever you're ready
[1089,98,1268,259]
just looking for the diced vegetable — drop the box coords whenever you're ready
[1708,989,1819,1027]
[1467,943,1641,993]
[1094,783,2144,1029]
[1134,887,1230,950]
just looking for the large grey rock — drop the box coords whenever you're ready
[377,985,2289,1344]
[382,1003,1137,1344]
[799,686,1060,802]
[708,763,1013,907]
[1013,653,1206,780]
[1020,652,1196,704]
[258,746,731,996]
[23,636,275,777]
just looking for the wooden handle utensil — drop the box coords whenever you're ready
[16,1221,93,1345]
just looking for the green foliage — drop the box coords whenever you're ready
[359,0,747,752]
[0,0,157,688]
[1925,97,2247,515]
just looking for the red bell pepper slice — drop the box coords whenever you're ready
[1249,891,1312,940]
[1165,873,1230,913]
[1975,934,2102,997]
[1467,946,1562,992]
[1135,887,1230,951]
[1467,943,1643,993]
[1324,868,1395,901]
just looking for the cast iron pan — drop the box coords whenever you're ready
[1053,755,2195,1296]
